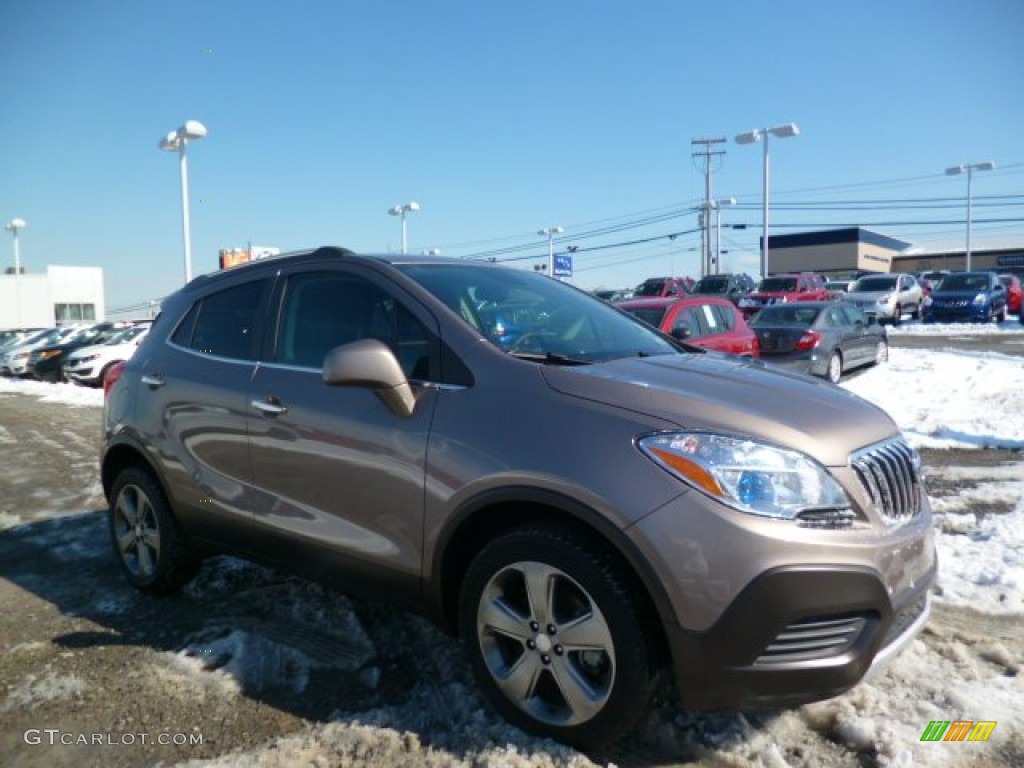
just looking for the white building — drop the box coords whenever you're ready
[0,265,105,330]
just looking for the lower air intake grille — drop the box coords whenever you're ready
[850,437,923,527]
[755,614,869,665]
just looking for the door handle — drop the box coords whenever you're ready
[141,373,165,388]
[251,397,288,416]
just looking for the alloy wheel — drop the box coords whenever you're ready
[476,560,616,727]
[112,484,161,578]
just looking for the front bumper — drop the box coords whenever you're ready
[64,360,101,384]
[626,480,936,709]
[660,563,934,709]
[924,306,991,323]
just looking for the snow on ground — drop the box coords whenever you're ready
[1,324,1021,766]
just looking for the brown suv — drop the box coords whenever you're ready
[102,247,936,748]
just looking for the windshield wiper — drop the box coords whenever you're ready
[507,351,592,366]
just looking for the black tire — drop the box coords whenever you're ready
[996,305,1007,323]
[459,524,659,749]
[826,351,843,384]
[891,304,902,326]
[109,466,199,593]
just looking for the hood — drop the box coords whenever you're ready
[844,290,892,302]
[931,289,990,300]
[541,353,897,466]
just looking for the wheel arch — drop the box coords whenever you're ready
[429,487,673,664]
[101,437,167,504]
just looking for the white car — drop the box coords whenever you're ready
[63,325,150,386]
[842,273,923,324]
[0,326,79,376]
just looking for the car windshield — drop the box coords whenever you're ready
[634,280,667,296]
[399,264,679,363]
[693,276,729,293]
[758,277,798,292]
[939,273,990,291]
[748,306,823,328]
[851,276,898,292]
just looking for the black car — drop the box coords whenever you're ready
[28,323,126,382]
[690,273,755,304]
[749,301,888,384]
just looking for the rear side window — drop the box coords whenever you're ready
[170,280,267,360]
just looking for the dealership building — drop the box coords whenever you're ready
[0,265,105,330]
[764,227,1024,277]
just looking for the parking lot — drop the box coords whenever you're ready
[0,329,1021,768]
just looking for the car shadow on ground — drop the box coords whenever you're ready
[0,509,791,766]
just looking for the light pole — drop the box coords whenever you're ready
[945,161,995,271]
[387,202,420,254]
[159,120,208,284]
[5,218,26,325]
[538,225,564,277]
[711,198,736,275]
[735,122,799,278]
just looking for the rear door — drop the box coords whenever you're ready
[135,277,273,543]
[245,264,441,590]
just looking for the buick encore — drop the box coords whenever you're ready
[102,247,936,747]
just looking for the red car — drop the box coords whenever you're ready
[999,274,1022,314]
[738,273,833,319]
[616,296,760,357]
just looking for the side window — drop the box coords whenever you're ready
[670,307,700,338]
[713,304,735,331]
[839,304,865,325]
[277,271,434,380]
[171,280,266,360]
[697,304,720,336]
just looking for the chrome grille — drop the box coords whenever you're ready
[755,615,868,664]
[850,437,922,526]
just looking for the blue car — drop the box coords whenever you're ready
[922,271,1008,323]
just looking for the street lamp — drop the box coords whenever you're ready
[735,122,800,278]
[5,218,26,325]
[159,120,208,284]
[387,202,420,254]
[945,161,995,271]
[710,198,736,275]
[538,225,564,277]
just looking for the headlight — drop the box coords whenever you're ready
[972,293,987,306]
[876,293,893,306]
[638,432,851,520]
[37,349,62,360]
[74,354,100,363]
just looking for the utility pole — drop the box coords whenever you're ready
[691,137,726,277]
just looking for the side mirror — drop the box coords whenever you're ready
[671,327,692,340]
[323,338,415,417]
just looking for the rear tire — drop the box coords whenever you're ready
[891,304,902,326]
[826,351,843,384]
[109,466,199,593]
[459,524,660,749]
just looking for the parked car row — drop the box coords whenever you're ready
[0,320,151,385]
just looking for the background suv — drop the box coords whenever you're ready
[842,272,923,325]
[690,273,755,305]
[738,272,832,319]
[102,247,935,748]
[923,271,1008,323]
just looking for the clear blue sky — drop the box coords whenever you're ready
[2,0,1022,312]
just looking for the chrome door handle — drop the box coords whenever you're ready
[251,398,288,416]
[141,374,165,388]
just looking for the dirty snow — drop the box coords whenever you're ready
[1,323,1021,767]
